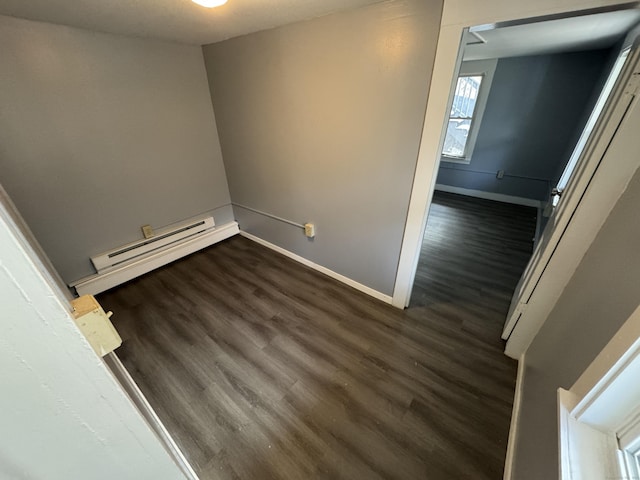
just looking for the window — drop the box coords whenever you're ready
[558,304,640,480]
[441,60,496,164]
[443,75,483,158]
[618,414,640,479]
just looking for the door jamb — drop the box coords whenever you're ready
[0,186,200,480]
[391,1,639,355]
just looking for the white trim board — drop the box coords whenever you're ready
[435,184,543,208]
[390,0,632,307]
[503,354,526,480]
[71,221,239,296]
[0,171,188,479]
[0,183,73,302]
[392,0,640,343]
[104,353,200,480]
[503,49,640,358]
[239,230,393,305]
[557,388,621,480]
[557,304,640,480]
[572,304,640,430]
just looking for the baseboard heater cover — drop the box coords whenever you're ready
[91,217,216,273]
[71,220,239,296]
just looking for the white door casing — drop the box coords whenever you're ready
[392,0,640,359]
[553,47,632,204]
[502,42,640,356]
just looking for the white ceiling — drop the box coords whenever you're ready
[463,9,640,61]
[0,0,386,45]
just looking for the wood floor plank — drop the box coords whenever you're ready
[98,191,535,479]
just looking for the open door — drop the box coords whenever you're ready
[553,48,632,207]
[503,39,640,340]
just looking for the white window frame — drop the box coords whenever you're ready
[558,304,640,480]
[441,59,497,165]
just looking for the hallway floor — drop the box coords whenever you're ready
[99,192,536,480]
[411,191,538,337]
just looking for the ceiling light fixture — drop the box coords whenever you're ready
[192,0,227,7]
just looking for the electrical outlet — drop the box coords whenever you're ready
[141,224,154,239]
[304,223,315,238]
[497,170,505,179]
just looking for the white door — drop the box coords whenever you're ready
[553,47,632,207]
[503,41,640,340]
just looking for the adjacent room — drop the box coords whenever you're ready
[3,1,640,480]
[412,11,638,337]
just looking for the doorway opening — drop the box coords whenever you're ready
[409,8,640,344]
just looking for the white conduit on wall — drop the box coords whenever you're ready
[232,203,306,230]
[439,165,552,184]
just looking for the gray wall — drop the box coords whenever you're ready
[437,49,611,201]
[0,15,232,283]
[202,0,443,296]
[0,209,185,480]
[512,166,640,478]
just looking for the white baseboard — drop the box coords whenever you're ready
[504,354,526,480]
[239,230,393,305]
[435,184,543,208]
[71,221,239,296]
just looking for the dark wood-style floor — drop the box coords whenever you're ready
[99,191,536,480]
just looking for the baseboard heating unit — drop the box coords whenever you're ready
[70,217,239,296]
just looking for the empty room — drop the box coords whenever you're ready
[3,1,640,480]
[412,11,636,337]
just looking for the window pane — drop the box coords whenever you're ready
[443,75,483,158]
[443,119,471,157]
[450,75,482,118]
